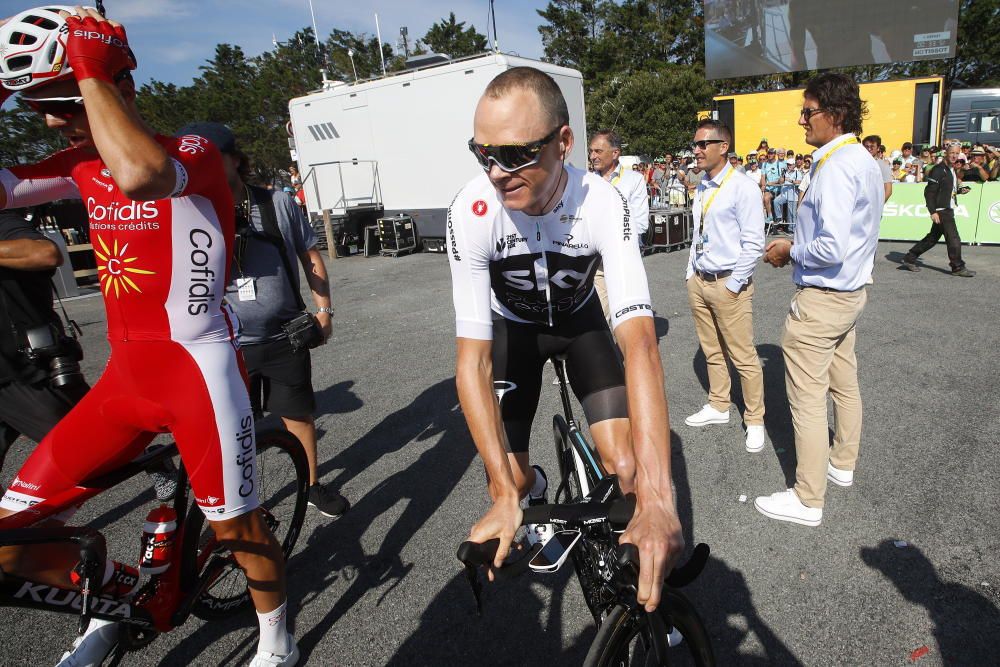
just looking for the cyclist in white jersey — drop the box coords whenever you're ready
[449,67,682,612]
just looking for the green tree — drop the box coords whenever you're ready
[420,12,488,58]
[0,100,64,165]
[588,67,714,155]
[537,0,614,88]
[327,29,400,82]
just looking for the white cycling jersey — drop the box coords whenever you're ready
[447,165,653,340]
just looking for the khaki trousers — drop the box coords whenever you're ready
[686,275,765,425]
[782,287,867,508]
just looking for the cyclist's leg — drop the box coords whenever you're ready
[562,303,635,492]
[145,340,287,620]
[491,317,545,498]
[0,362,155,587]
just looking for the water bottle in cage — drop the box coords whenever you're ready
[139,505,177,575]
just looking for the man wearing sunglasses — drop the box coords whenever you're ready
[684,120,766,453]
[758,73,883,527]
[0,6,296,666]
[451,67,682,613]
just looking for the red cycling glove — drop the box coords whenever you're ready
[64,15,136,84]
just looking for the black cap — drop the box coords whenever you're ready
[175,122,237,154]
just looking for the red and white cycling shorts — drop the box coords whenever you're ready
[0,339,259,523]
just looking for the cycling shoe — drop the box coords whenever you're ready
[248,636,300,667]
[56,618,118,667]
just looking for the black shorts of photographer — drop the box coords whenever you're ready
[195,119,350,520]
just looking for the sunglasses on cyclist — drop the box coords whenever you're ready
[468,127,561,172]
[691,139,726,151]
[22,96,86,120]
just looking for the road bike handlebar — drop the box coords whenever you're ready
[456,495,709,590]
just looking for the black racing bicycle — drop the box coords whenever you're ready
[458,357,715,666]
[0,428,308,665]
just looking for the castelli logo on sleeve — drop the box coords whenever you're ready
[472,200,488,217]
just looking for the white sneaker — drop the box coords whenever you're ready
[754,489,822,527]
[248,637,300,667]
[745,425,766,453]
[56,618,119,667]
[684,404,730,427]
[827,462,854,487]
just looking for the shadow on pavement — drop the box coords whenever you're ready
[860,540,1000,665]
[884,250,952,275]
[289,378,477,662]
[654,315,670,343]
[673,430,802,665]
[313,379,364,416]
[386,567,593,665]
[156,378,475,665]
[692,344,797,486]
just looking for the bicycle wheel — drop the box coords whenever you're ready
[184,428,309,620]
[583,590,715,667]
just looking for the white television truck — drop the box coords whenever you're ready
[287,52,587,251]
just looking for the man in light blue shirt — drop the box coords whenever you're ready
[760,149,785,224]
[756,73,884,527]
[684,119,767,453]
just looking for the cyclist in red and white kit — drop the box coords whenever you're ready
[0,7,296,666]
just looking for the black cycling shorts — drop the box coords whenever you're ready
[240,336,316,418]
[492,297,628,454]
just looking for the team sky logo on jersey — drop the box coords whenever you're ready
[94,235,155,298]
[472,199,488,217]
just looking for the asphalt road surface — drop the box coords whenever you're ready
[2,241,998,666]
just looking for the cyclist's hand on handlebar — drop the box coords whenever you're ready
[467,496,523,578]
[619,499,684,612]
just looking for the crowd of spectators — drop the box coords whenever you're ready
[621,136,1000,217]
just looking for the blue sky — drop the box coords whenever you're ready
[2,1,550,86]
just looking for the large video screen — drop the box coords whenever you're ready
[704,0,960,80]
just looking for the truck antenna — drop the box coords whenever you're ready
[489,0,499,53]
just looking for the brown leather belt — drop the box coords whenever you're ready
[696,269,745,283]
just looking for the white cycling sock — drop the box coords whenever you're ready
[256,601,291,655]
[528,467,547,499]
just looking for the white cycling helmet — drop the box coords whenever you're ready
[0,6,81,92]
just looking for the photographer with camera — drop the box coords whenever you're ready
[178,122,350,520]
[0,209,85,473]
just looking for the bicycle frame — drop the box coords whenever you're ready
[552,357,606,501]
[0,444,231,636]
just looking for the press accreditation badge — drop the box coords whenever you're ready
[237,277,256,301]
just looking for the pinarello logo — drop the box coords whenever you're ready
[472,200,488,217]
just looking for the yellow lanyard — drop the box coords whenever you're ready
[700,167,736,219]
[810,136,859,181]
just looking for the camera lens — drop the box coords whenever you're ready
[49,355,85,389]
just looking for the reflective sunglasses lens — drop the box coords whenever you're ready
[25,99,83,119]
